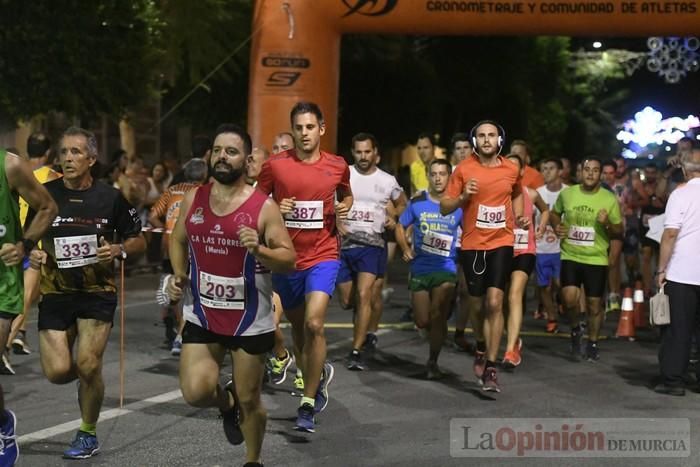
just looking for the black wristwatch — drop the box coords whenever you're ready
[21,238,36,253]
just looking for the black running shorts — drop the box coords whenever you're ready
[182,321,274,355]
[511,253,536,276]
[460,246,513,297]
[38,293,117,330]
[560,260,608,298]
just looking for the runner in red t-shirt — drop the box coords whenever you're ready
[256,102,353,433]
[441,120,529,394]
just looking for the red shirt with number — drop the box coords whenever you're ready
[256,149,351,270]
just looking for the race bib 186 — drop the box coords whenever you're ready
[285,200,323,229]
[421,230,453,257]
[476,204,506,229]
[567,225,595,247]
[199,271,245,310]
[53,234,98,269]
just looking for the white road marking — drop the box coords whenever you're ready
[18,389,183,443]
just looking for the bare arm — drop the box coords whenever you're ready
[395,223,414,262]
[165,189,196,301]
[6,152,57,244]
[656,228,679,288]
[239,199,296,273]
[531,189,549,239]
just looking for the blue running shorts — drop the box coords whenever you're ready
[272,260,341,310]
[337,246,385,284]
[535,253,561,287]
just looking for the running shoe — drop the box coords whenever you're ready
[314,362,334,413]
[220,381,243,445]
[545,320,558,334]
[11,332,30,355]
[243,463,264,467]
[381,287,394,304]
[0,410,18,466]
[481,367,501,393]
[453,333,474,353]
[426,360,444,380]
[362,333,378,352]
[502,340,523,369]
[473,351,486,383]
[293,371,304,392]
[294,403,315,433]
[63,431,99,459]
[170,335,182,356]
[346,350,365,371]
[268,351,293,385]
[585,342,600,362]
[0,354,14,376]
[607,294,621,312]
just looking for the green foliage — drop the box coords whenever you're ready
[0,0,165,122]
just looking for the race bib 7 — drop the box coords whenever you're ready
[514,228,529,250]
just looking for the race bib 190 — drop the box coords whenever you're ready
[53,234,98,269]
[199,271,245,310]
[567,225,595,247]
[476,204,506,229]
[285,200,323,229]
[421,230,453,257]
[514,228,529,250]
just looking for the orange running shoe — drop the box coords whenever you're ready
[545,320,558,333]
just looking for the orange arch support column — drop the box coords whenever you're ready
[248,0,340,152]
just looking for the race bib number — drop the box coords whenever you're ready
[514,228,529,250]
[567,225,595,247]
[53,234,98,269]
[199,271,245,310]
[346,201,375,231]
[421,230,453,257]
[285,200,323,229]
[476,204,506,229]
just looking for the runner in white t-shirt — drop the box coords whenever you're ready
[337,133,405,371]
[535,158,567,333]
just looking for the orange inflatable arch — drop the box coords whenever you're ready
[248,0,700,151]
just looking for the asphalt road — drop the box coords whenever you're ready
[4,267,699,467]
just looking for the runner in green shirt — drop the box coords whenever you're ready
[551,157,622,362]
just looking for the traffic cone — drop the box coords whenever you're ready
[615,287,635,341]
[633,280,646,329]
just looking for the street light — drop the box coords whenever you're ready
[593,41,602,49]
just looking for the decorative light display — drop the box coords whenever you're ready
[616,106,700,158]
[647,37,700,84]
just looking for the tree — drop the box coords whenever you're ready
[0,0,165,123]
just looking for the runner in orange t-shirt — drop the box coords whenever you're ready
[441,120,529,393]
[510,139,545,189]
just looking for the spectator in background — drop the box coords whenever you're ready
[169,134,211,186]
[410,133,435,196]
[146,161,168,207]
[654,149,700,396]
[510,139,544,189]
[560,157,573,185]
[449,132,472,166]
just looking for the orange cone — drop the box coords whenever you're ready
[633,280,646,329]
[616,287,635,341]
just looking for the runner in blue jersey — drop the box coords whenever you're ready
[396,159,462,379]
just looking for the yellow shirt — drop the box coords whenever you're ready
[19,165,61,227]
[410,159,429,195]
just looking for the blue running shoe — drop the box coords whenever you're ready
[63,431,99,459]
[294,403,315,433]
[0,410,18,466]
[314,362,334,413]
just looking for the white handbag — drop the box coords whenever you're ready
[649,285,671,326]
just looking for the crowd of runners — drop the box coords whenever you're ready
[1,100,698,466]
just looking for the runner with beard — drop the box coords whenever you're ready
[168,124,295,467]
